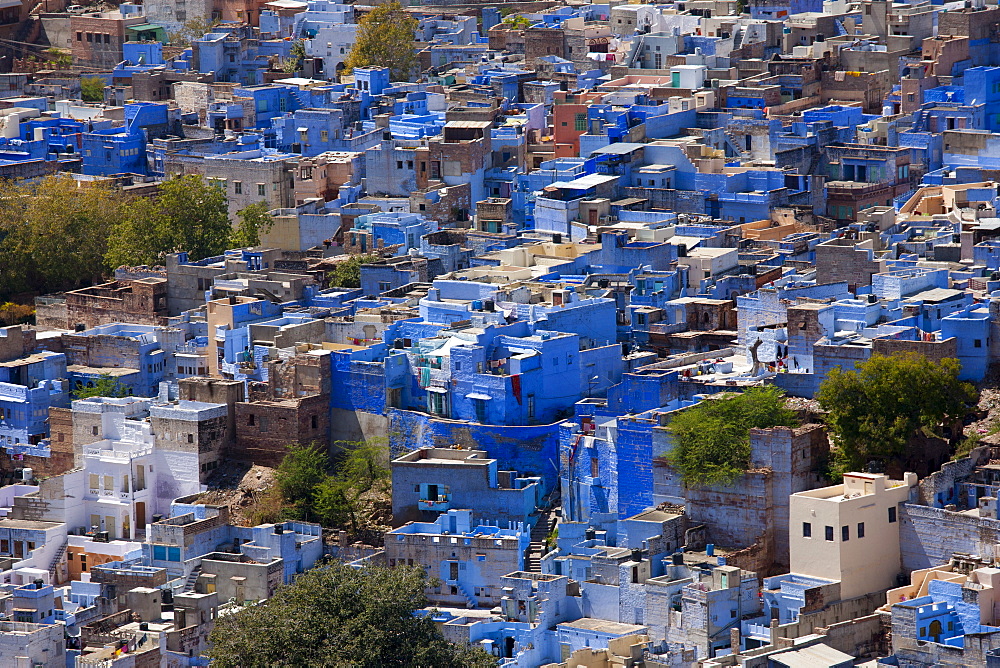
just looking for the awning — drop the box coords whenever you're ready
[296,127,308,132]
[126,23,163,32]
[425,386,448,394]
[0,0,21,8]
[466,393,492,401]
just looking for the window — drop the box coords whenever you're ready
[802,522,811,537]
[257,183,266,197]
[975,339,983,348]
[103,475,113,491]
[842,525,850,541]
[187,433,194,443]
[92,426,99,436]
[857,522,865,538]
[248,414,256,426]
[122,475,129,493]
[234,181,242,195]
[320,130,328,142]
[0,539,7,553]
[527,394,535,419]
[311,415,318,429]
[574,113,587,132]
[89,474,99,490]
[888,507,897,523]
[76,32,82,41]
[591,457,599,478]
[825,525,834,541]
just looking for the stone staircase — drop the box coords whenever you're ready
[182,565,202,593]
[47,542,67,583]
[455,580,477,609]
[525,507,559,573]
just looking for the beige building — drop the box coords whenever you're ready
[678,247,739,285]
[790,472,917,600]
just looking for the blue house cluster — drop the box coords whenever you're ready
[13,0,1000,664]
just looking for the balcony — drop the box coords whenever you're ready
[418,495,451,512]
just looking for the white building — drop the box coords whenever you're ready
[790,472,918,599]
[304,23,358,78]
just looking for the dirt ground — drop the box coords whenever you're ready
[192,462,279,526]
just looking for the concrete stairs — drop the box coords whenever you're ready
[455,580,477,609]
[182,565,202,593]
[525,507,559,573]
[47,542,67,583]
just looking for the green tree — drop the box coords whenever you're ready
[344,1,418,82]
[208,562,497,667]
[501,14,531,29]
[80,77,105,103]
[46,48,72,69]
[0,175,124,300]
[74,374,128,399]
[274,443,329,521]
[327,253,379,289]
[231,201,275,248]
[312,476,356,529]
[105,174,232,268]
[666,386,799,486]
[168,17,220,47]
[817,353,978,475]
[312,441,390,530]
[282,40,307,74]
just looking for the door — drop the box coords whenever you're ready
[449,562,459,581]
[136,502,146,532]
[136,465,145,491]
[589,209,598,225]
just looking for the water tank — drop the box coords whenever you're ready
[553,233,562,243]
[472,300,484,311]
[484,299,495,312]
[22,468,32,482]
[706,543,715,557]
[671,552,684,565]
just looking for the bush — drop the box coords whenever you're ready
[666,386,799,487]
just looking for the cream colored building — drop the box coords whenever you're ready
[790,472,917,600]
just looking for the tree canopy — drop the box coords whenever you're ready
[666,386,800,487]
[344,1,418,82]
[80,77,105,103]
[208,561,496,667]
[0,175,124,301]
[817,352,978,475]
[326,253,379,289]
[74,374,129,400]
[106,174,232,268]
[268,441,390,532]
[230,201,275,249]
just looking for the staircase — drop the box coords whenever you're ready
[525,507,559,573]
[47,542,67,583]
[723,127,751,162]
[455,580,477,609]
[182,565,202,593]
